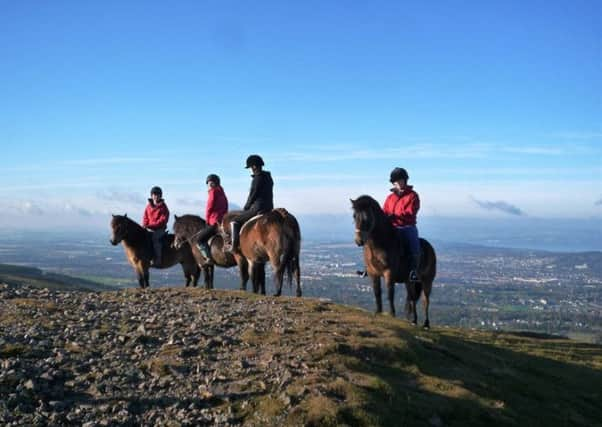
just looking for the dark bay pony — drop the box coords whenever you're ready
[221,208,302,297]
[172,214,249,290]
[351,195,436,328]
[109,214,200,288]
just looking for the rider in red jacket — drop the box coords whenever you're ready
[142,186,169,266]
[383,168,421,283]
[197,174,228,259]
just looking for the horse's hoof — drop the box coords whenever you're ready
[296,291,302,297]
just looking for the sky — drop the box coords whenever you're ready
[0,1,601,232]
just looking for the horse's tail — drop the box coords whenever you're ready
[277,210,301,291]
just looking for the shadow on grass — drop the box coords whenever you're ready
[335,323,602,427]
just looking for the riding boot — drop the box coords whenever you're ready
[198,240,211,259]
[225,222,240,253]
[409,253,421,283]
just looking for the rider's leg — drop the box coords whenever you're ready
[151,229,165,267]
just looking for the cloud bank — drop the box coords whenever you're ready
[471,197,525,216]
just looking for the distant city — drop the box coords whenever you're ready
[0,228,601,343]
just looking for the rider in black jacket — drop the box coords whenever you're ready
[225,154,274,252]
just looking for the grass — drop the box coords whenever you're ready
[233,295,602,427]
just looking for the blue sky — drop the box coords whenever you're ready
[1,1,600,230]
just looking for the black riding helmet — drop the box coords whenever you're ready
[245,154,265,168]
[150,186,163,197]
[389,167,409,183]
[206,174,220,185]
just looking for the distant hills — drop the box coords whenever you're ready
[0,263,115,292]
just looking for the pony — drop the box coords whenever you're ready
[109,214,200,288]
[351,195,436,328]
[220,208,302,297]
[171,214,250,290]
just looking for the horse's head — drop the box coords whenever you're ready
[110,214,129,245]
[172,215,186,249]
[351,196,379,246]
[172,214,206,249]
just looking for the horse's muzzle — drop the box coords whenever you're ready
[109,238,119,246]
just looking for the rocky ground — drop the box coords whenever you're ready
[1,284,356,426]
[2,283,602,427]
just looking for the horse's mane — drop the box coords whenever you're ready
[352,195,393,231]
[112,214,147,244]
[174,214,206,227]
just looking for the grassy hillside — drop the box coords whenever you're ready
[0,263,115,291]
[0,287,600,426]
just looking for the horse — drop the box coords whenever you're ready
[171,214,250,290]
[109,214,200,289]
[220,208,302,297]
[351,195,436,328]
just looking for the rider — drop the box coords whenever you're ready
[197,174,228,259]
[383,167,421,283]
[142,186,170,267]
[225,154,273,253]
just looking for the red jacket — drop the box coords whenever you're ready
[206,185,228,226]
[383,185,420,227]
[142,199,169,230]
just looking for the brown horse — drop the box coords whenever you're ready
[109,214,200,288]
[221,208,302,297]
[351,195,436,328]
[172,214,250,290]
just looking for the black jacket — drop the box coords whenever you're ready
[244,170,274,213]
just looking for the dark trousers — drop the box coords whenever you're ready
[151,228,166,264]
[197,224,218,244]
[232,207,262,225]
[395,225,420,271]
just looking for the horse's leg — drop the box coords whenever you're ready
[259,263,266,295]
[295,258,302,297]
[192,265,200,288]
[143,268,150,289]
[405,281,418,325]
[238,258,249,291]
[422,282,431,329]
[272,260,285,297]
[371,275,382,314]
[248,261,258,294]
[202,265,210,290]
[209,265,215,289]
[384,271,395,316]
[136,269,145,289]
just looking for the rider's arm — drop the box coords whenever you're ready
[206,188,215,220]
[142,206,150,228]
[244,175,260,210]
[156,204,170,229]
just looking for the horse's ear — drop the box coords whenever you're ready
[350,198,356,206]
[174,214,179,221]
[124,213,127,218]
[112,214,115,218]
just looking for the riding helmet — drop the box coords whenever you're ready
[389,167,409,183]
[206,174,220,185]
[245,154,265,168]
[150,186,163,197]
